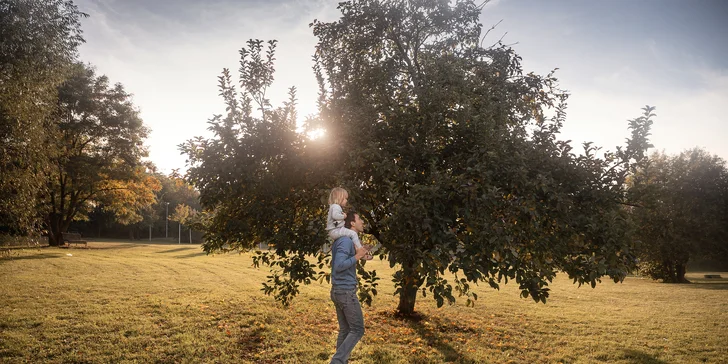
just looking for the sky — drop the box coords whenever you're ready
[75,0,728,174]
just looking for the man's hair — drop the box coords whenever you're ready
[344,209,358,229]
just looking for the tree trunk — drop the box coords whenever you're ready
[47,213,64,246]
[396,262,423,316]
[397,283,418,316]
[676,263,690,283]
[665,261,675,282]
[661,260,691,283]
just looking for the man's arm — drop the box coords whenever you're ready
[332,238,367,273]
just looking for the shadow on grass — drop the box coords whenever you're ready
[385,311,478,364]
[0,253,62,262]
[156,247,192,254]
[681,283,728,291]
[175,252,207,259]
[236,327,275,361]
[89,243,145,250]
[620,349,668,364]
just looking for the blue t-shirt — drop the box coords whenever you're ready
[331,236,358,290]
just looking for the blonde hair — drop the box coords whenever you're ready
[328,187,348,206]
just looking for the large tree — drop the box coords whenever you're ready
[0,0,86,234]
[44,63,156,245]
[629,149,728,283]
[183,0,652,315]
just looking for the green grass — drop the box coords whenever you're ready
[1,240,727,363]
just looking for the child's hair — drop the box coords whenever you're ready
[329,187,348,206]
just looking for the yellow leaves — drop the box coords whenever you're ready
[98,166,162,225]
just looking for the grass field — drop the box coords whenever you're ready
[1,240,727,363]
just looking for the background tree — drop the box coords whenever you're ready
[629,148,728,283]
[0,0,86,235]
[183,0,652,315]
[71,169,200,240]
[169,203,198,243]
[43,63,154,245]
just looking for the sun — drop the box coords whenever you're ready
[307,128,326,140]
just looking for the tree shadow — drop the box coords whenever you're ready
[175,252,207,259]
[384,311,478,363]
[681,283,728,291]
[156,247,192,254]
[89,243,143,250]
[620,349,668,364]
[236,326,276,361]
[0,253,62,262]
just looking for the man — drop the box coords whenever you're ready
[330,211,369,364]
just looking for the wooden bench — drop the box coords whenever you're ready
[62,232,87,248]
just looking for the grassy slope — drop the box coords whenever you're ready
[1,241,726,363]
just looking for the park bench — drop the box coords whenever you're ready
[62,232,87,248]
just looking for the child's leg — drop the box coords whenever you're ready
[342,228,361,248]
[327,229,341,241]
[342,228,373,260]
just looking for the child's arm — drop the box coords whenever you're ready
[330,204,346,221]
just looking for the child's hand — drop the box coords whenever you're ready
[342,212,347,219]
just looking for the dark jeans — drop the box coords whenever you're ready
[330,288,365,364]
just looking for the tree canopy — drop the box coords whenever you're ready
[43,63,157,245]
[183,0,653,315]
[629,148,728,282]
[0,0,86,234]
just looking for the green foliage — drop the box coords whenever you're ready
[43,63,154,245]
[184,0,652,314]
[630,148,728,282]
[0,0,86,234]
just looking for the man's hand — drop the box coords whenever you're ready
[354,246,368,260]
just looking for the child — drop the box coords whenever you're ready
[327,187,373,260]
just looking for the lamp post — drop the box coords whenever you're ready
[165,202,169,239]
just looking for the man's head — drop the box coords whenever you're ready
[343,210,364,233]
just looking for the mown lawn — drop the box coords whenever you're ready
[1,240,726,363]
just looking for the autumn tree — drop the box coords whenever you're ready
[629,149,728,283]
[73,169,199,239]
[183,0,652,315]
[0,0,86,234]
[43,63,156,245]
